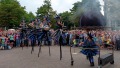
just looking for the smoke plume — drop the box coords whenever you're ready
[74,0,105,27]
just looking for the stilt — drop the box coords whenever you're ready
[70,45,74,66]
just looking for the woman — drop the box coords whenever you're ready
[15,32,20,47]
[9,33,14,48]
[80,33,99,66]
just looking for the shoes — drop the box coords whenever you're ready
[90,62,94,66]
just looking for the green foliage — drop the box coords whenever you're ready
[59,11,73,29]
[70,1,83,26]
[24,12,35,23]
[36,0,52,17]
[36,0,56,29]
[54,1,84,29]
[0,0,103,29]
[0,0,26,28]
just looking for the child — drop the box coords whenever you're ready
[9,33,14,48]
[73,39,77,47]
[1,35,6,50]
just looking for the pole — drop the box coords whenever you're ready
[47,31,51,56]
[60,40,62,60]
[48,0,51,56]
[38,41,42,57]
[70,44,74,66]
[49,45,51,56]
[59,29,62,60]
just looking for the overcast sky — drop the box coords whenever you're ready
[17,0,104,15]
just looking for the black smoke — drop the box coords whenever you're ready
[74,0,106,27]
[80,13,105,26]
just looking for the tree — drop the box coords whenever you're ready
[70,1,83,27]
[0,0,26,28]
[36,0,56,29]
[24,12,35,23]
[59,11,73,29]
[36,0,53,17]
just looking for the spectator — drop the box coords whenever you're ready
[1,34,6,49]
[9,33,14,48]
[15,32,20,47]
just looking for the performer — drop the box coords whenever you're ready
[38,16,51,45]
[54,15,64,60]
[40,16,51,29]
[28,18,41,29]
[80,33,99,66]
[28,20,35,28]
[54,15,64,44]
[19,20,29,49]
[20,20,26,28]
[56,15,63,29]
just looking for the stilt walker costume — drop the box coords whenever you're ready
[37,16,52,57]
[80,33,99,66]
[54,15,64,45]
[54,15,65,60]
[38,16,51,45]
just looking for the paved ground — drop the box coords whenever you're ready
[0,46,120,68]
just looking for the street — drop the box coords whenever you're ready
[0,46,119,68]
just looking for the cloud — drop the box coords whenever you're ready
[51,0,81,13]
[18,0,44,15]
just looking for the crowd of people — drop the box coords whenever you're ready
[0,28,120,50]
[54,29,120,48]
[1,27,120,66]
[53,29,120,66]
[0,29,21,50]
[1,15,119,67]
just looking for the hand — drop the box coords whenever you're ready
[79,42,84,46]
[100,46,104,49]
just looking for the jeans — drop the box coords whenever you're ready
[16,39,20,47]
[1,44,5,47]
[76,39,80,44]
